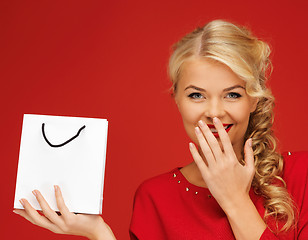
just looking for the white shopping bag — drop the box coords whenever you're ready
[14,114,108,214]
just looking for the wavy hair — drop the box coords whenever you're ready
[168,19,295,232]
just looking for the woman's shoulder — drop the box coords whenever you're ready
[282,151,308,177]
[134,168,180,198]
[281,151,308,201]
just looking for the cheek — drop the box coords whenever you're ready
[230,104,251,124]
[178,103,203,143]
[228,107,251,146]
[178,103,201,125]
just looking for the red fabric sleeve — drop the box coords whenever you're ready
[260,151,308,239]
[286,152,308,239]
[129,180,166,240]
[129,182,149,239]
[259,151,308,240]
[259,228,279,239]
[129,231,138,240]
[298,182,308,239]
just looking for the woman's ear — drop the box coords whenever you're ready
[171,87,179,105]
[250,97,259,113]
[174,93,180,108]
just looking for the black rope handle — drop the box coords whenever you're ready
[42,123,86,148]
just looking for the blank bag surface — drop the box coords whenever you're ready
[14,114,108,214]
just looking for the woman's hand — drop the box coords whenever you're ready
[189,117,266,240]
[13,186,116,240]
[189,117,255,213]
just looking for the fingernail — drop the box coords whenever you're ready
[195,127,201,134]
[248,138,252,147]
[54,185,58,192]
[19,199,24,206]
[198,120,205,127]
[189,142,194,149]
[13,210,19,215]
[32,190,37,197]
[213,117,218,124]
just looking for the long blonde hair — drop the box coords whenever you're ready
[168,19,295,232]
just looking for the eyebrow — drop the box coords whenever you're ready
[184,84,246,92]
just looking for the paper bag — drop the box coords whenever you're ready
[14,114,108,214]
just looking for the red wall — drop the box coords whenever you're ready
[1,0,307,239]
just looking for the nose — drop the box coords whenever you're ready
[204,99,225,120]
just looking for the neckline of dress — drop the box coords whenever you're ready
[173,167,211,194]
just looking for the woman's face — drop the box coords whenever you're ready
[174,58,258,158]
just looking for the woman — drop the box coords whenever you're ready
[14,20,308,239]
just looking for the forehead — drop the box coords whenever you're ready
[178,59,246,91]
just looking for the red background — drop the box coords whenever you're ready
[1,0,307,239]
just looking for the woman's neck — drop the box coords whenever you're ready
[180,161,208,188]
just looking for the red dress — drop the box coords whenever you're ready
[129,152,308,239]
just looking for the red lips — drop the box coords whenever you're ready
[207,124,233,138]
[207,124,231,128]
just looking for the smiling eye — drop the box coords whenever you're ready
[188,92,204,99]
[226,92,242,99]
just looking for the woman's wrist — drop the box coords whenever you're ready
[90,219,116,240]
[223,195,266,240]
[224,193,252,215]
[217,192,251,216]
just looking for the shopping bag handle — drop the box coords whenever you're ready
[42,123,86,147]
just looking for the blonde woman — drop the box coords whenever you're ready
[14,20,308,239]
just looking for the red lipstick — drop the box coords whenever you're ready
[207,124,233,138]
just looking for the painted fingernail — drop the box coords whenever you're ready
[248,138,253,147]
[213,117,219,124]
[19,199,24,206]
[198,120,205,127]
[32,190,37,197]
[195,127,201,134]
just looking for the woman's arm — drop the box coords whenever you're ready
[190,118,273,240]
[222,194,269,240]
[13,185,116,240]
